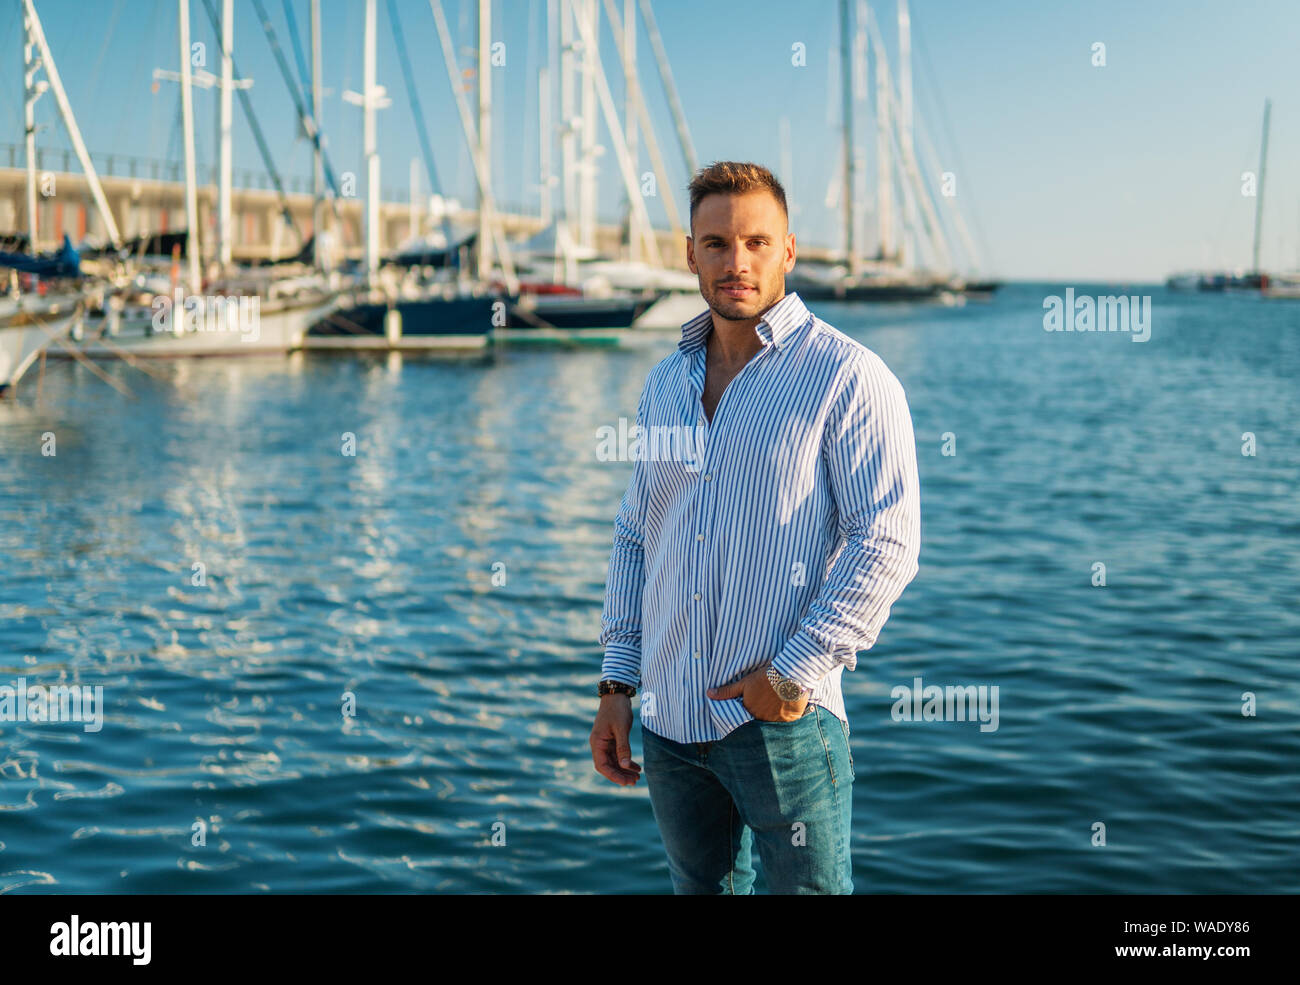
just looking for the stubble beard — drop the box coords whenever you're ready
[703,275,782,323]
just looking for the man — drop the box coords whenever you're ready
[590,161,921,894]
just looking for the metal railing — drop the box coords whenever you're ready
[1,143,592,223]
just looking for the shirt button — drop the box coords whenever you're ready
[693,592,701,600]
[693,650,701,660]
[696,533,704,541]
[702,473,712,481]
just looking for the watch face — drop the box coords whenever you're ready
[768,668,801,701]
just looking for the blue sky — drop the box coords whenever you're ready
[3,0,1298,280]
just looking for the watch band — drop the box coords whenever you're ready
[766,663,809,702]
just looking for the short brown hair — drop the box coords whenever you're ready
[688,161,788,231]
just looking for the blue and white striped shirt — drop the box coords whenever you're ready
[599,290,922,744]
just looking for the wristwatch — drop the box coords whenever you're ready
[598,679,637,698]
[766,663,809,702]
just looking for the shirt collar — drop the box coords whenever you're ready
[678,291,811,355]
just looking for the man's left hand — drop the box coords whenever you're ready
[707,663,809,722]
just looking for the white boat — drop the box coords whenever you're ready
[510,224,702,332]
[67,291,341,357]
[1262,273,1300,299]
[64,280,340,358]
[0,293,81,393]
[577,259,704,329]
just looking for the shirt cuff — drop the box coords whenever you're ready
[600,643,642,688]
[771,629,843,691]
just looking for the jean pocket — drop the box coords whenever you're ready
[751,702,817,726]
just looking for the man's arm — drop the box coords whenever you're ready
[769,352,922,690]
[598,382,652,688]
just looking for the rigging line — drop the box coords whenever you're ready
[30,304,137,399]
[1191,115,1267,270]
[247,0,342,202]
[165,87,182,173]
[281,0,313,99]
[120,0,164,152]
[1213,118,1267,268]
[522,0,538,213]
[386,0,456,249]
[199,0,303,239]
[78,317,173,382]
[86,0,128,102]
[909,10,993,269]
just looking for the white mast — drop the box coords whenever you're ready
[22,4,43,248]
[478,0,493,277]
[1251,98,1271,275]
[839,0,856,277]
[637,0,696,176]
[539,65,552,226]
[179,0,201,293]
[898,0,913,182]
[363,0,380,281]
[427,0,519,292]
[599,0,685,246]
[21,0,122,250]
[539,0,557,228]
[157,2,249,272]
[344,0,388,283]
[310,0,323,270]
[623,0,639,262]
[870,3,892,262]
[569,0,659,265]
[866,7,950,274]
[560,0,576,250]
[409,157,419,240]
[578,0,599,252]
[897,0,917,266]
[218,0,233,270]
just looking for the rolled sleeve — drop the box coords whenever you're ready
[771,353,921,690]
[597,383,652,688]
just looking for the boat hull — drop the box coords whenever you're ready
[494,294,660,343]
[631,291,707,329]
[0,299,80,393]
[61,293,340,358]
[305,295,493,350]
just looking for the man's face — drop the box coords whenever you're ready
[687,190,796,323]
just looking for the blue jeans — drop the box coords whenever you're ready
[641,704,855,894]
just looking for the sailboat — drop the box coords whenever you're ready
[300,0,501,352]
[0,284,82,393]
[1261,273,1300,299]
[0,1,101,392]
[0,240,84,394]
[1167,100,1275,294]
[63,0,341,360]
[789,0,996,303]
[497,0,701,335]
